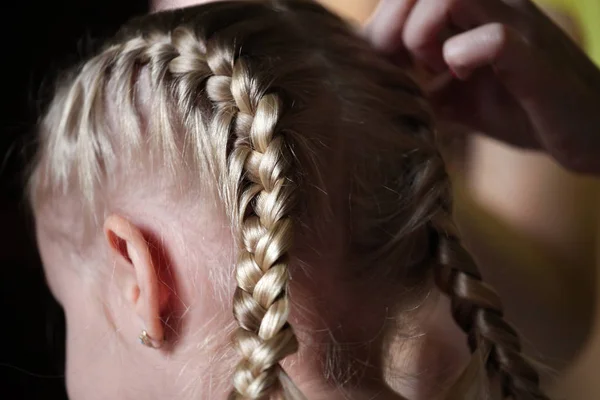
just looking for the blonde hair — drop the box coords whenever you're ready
[29,1,549,399]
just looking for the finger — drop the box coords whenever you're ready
[151,0,217,12]
[402,0,460,72]
[402,0,517,72]
[364,0,418,52]
[429,69,541,149]
[440,23,548,142]
[442,23,542,86]
[443,23,600,172]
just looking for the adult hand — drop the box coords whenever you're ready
[366,0,600,174]
[151,0,218,12]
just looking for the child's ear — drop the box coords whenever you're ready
[103,214,169,347]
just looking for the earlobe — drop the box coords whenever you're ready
[103,214,168,348]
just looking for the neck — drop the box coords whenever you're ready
[282,332,406,400]
[283,289,468,400]
[150,297,465,400]
[156,249,466,400]
[295,383,406,400]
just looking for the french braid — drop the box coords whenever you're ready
[166,24,301,399]
[432,218,550,399]
[204,38,300,400]
[50,7,302,397]
[411,145,549,399]
[33,1,552,399]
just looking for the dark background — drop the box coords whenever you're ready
[1,2,146,398]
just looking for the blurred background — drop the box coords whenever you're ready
[2,0,599,399]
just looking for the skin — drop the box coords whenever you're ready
[38,188,429,399]
[316,0,600,373]
[365,0,600,174]
[38,3,466,399]
[37,194,239,400]
[364,0,600,396]
[442,2,599,368]
[39,0,600,399]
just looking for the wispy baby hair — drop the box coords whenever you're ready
[29,1,549,399]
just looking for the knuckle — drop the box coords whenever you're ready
[402,28,426,54]
[403,0,462,52]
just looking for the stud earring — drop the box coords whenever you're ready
[139,330,163,349]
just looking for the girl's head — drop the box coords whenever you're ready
[29,1,547,399]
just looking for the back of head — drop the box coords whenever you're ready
[29,1,549,399]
